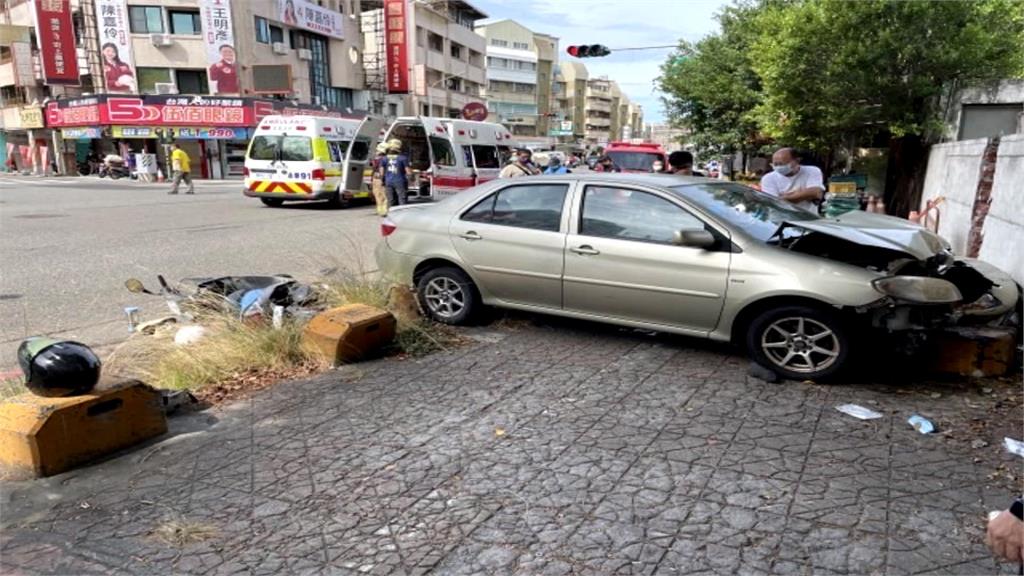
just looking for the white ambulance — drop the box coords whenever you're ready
[381,117,518,199]
[243,114,383,207]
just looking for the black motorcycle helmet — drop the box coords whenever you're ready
[17,338,101,397]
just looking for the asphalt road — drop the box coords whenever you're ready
[0,175,381,369]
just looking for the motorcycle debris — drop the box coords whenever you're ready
[971,439,989,449]
[835,404,883,420]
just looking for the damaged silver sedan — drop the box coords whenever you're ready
[375,174,1020,380]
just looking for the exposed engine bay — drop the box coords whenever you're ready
[774,222,1020,332]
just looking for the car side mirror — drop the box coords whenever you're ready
[125,278,146,293]
[673,228,716,249]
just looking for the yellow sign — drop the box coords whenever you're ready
[829,181,857,194]
[18,107,44,129]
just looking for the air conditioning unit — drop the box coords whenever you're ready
[272,42,288,55]
[154,82,177,94]
[150,33,172,47]
[297,48,313,61]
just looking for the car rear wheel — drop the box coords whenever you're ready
[746,305,850,381]
[417,266,479,325]
[261,198,284,207]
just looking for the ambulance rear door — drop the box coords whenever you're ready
[340,115,384,195]
[421,117,470,198]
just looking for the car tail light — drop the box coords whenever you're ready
[381,217,397,237]
[242,166,249,176]
[311,168,326,180]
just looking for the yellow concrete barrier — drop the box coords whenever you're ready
[0,380,167,478]
[302,304,397,365]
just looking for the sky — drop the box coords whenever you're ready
[471,0,730,124]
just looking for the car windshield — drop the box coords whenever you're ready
[248,135,313,162]
[606,151,662,171]
[671,182,820,242]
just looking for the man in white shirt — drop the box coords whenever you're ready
[759,147,824,212]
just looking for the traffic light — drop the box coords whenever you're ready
[566,44,611,58]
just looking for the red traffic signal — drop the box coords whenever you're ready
[566,44,611,58]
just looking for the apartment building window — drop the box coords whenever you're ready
[450,43,462,59]
[490,39,508,47]
[138,67,172,93]
[1,85,26,105]
[0,46,10,64]
[427,32,443,52]
[512,41,529,50]
[169,10,201,35]
[514,83,533,94]
[255,16,270,43]
[129,6,163,33]
[175,69,209,94]
[516,61,536,71]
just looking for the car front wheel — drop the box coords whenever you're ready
[417,266,480,325]
[746,305,850,381]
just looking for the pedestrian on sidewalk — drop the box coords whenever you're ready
[168,143,194,195]
[383,139,411,207]
[371,142,389,216]
[500,148,541,178]
[759,147,823,211]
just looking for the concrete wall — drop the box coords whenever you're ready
[979,133,1024,284]
[920,133,1024,284]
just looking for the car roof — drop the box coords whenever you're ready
[514,173,714,187]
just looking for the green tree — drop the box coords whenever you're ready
[657,3,766,157]
[752,0,1024,213]
[660,0,1024,213]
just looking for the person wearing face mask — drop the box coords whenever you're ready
[759,147,824,212]
[500,148,541,178]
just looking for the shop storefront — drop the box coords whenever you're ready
[45,95,364,179]
[2,105,52,174]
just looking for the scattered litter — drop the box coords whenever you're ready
[173,325,207,346]
[160,390,198,415]
[1004,437,1024,458]
[124,306,140,332]
[136,316,177,335]
[929,393,942,399]
[835,404,883,420]
[981,387,993,395]
[494,428,506,437]
[971,439,989,449]
[907,414,935,434]
[79,501,91,509]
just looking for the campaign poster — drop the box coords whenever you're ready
[278,0,343,39]
[94,0,137,93]
[199,0,238,95]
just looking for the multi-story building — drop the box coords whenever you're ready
[583,75,612,146]
[362,0,487,120]
[472,19,556,141]
[624,102,644,141]
[644,122,689,151]
[2,0,368,177]
[556,60,588,144]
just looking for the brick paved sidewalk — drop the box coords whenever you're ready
[1,319,1020,575]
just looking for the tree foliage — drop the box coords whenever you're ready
[658,3,765,154]
[660,0,1024,155]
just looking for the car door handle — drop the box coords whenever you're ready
[570,245,600,255]
[459,231,482,241]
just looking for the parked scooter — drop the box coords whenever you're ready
[98,154,132,180]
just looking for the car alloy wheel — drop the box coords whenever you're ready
[760,316,840,374]
[423,276,466,320]
[416,266,480,326]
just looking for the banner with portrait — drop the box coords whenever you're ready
[277,0,343,39]
[94,0,137,93]
[199,0,238,95]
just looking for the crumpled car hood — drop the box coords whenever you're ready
[784,210,951,261]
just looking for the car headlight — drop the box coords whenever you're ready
[872,276,963,303]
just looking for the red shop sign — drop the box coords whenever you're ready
[33,0,80,85]
[384,0,409,94]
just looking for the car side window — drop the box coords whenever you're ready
[580,186,705,244]
[460,184,569,232]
